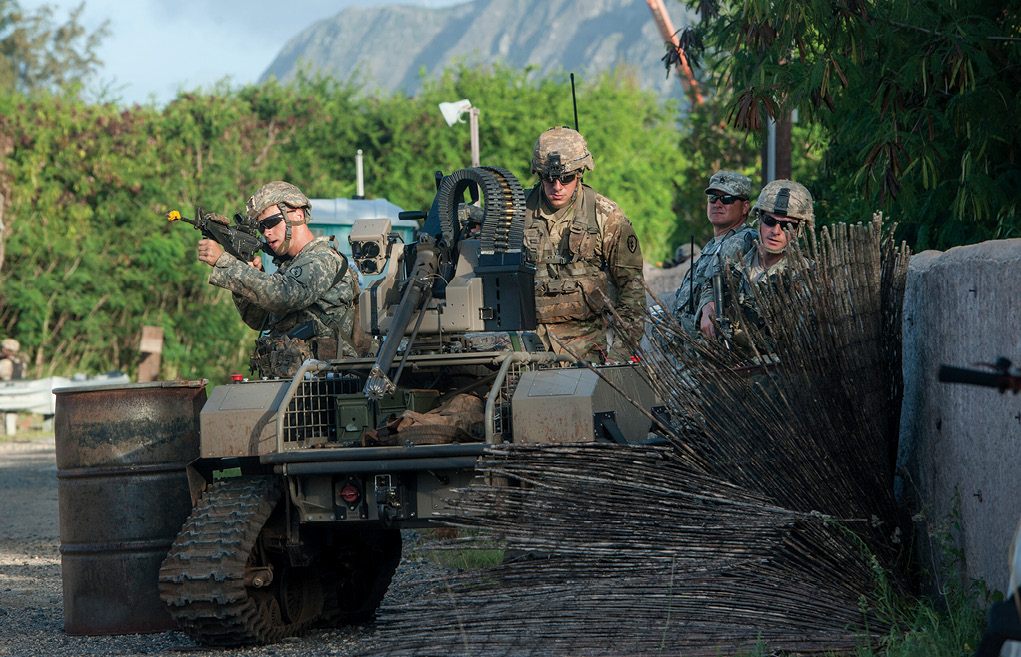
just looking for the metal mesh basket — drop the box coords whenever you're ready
[282,373,361,447]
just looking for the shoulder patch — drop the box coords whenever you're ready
[627,234,638,254]
[289,266,303,279]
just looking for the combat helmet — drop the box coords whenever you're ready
[246,181,312,256]
[752,179,814,225]
[752,179,814,254]
[530,127,594,179]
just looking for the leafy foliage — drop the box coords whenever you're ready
[0,0,108,96]
[675,0,1021,249]
[0,66,685,380]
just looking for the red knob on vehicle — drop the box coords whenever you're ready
[340,484,360,504]
[231,374,243,383]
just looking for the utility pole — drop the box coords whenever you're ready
[761,112,793,187]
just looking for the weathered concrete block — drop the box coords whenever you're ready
[898,239,1021,595]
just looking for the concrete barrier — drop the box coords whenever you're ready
[898,238,1021,594]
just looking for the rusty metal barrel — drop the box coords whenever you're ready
[54,380,206,635]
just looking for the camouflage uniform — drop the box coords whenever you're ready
[721,179,816,351]
[209,181,361,377]
[671,226,757,335]
[523,185,645,362]
[671,170,757,336]
[210,239,360,376]
[728,245,795,333]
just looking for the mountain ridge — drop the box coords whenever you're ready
[260,0,694,101]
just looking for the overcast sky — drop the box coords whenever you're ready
[20,0,467,106]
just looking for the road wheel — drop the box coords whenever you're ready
[319,527,402,625]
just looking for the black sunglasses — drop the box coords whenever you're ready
[258,212,285,232]
[759,213,799,231]
[707,194,742,205]
[540,171,578,185]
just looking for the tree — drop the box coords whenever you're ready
[674,0,1021,249]
[0,66,686,380]
[0,1,108,277]
[0,0,108,95]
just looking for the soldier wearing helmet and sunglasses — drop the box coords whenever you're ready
[196,181,362,377]
[522,126,646,362]
[704,179,815,341]
[671,171,757,337]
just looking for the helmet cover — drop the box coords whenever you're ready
[752,179,814,225]
[530,127,594,177]
[246,181,312,222]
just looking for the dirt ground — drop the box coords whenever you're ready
[0,436,441,657]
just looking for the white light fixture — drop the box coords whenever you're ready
[438,98,480,167]
[438,99,472,126]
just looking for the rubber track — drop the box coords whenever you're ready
[158,476,314,646]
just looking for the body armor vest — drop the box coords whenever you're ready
[522,185,614,324]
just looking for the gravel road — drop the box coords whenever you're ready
[0,436,446,657]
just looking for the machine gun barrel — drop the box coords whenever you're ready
[938,358,1021,394]
[363,240,441,400]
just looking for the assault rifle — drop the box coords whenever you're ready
[937,357,1021,394]
[167,207,265,263]
[710,253,733,345]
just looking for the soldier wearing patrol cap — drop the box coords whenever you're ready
[522,126,646,362]
[196,181,362,377]
[672,170,757,336]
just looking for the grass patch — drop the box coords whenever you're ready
[857,590,987,657]
[410,528,505,571]
[855,497,993,657]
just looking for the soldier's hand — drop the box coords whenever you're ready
[699,301,717,340]
[248,255,263,271]
[197,239,224,267]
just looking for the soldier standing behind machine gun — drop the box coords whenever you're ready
[194,181,362,377]
[523,126,646,363]
[700,179,816,350]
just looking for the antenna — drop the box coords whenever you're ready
[570,73,579,132]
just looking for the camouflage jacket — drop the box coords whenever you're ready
[729,246,797,330]
[523,184,645,361]
[209,237,360,357]
[671,224,757,334]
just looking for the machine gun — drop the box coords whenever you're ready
[938,357,1021,394]
[167,207,265,263]
[356,166,539,400]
